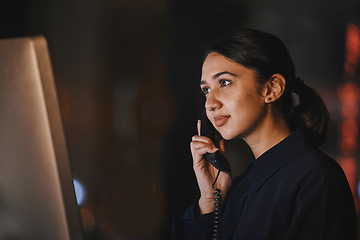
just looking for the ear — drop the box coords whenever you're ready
[263,74,286,103]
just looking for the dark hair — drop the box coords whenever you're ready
[207,28,330,143]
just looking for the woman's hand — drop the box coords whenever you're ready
[190,120,232,215]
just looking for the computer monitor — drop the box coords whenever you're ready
[0,36,83,239]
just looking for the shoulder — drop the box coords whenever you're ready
[284,147,351,195]
[287,148,356,227]
[290,147,344,178]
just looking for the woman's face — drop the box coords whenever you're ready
[200,52,268,140]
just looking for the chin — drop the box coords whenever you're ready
[218,126,244,141]
[218,129,236,141]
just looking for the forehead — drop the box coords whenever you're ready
[203,52,236,69]
[201,52,253,80]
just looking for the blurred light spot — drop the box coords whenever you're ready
[339,22,360,212]
[73,179,85,206]
[345,23,360,75]
[80,208,95,231]
[337,82,359,157]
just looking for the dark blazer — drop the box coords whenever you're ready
[172,128,357,240]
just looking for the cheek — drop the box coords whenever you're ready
[229,92,254,113]
[230,92,265,122]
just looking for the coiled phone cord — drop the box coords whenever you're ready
[211,169,222,240]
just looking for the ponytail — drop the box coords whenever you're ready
[288,79,330,144]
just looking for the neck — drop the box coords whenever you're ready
[243,113,291,159]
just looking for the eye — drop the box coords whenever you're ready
[220,79,231,87]
[201,87,210,95]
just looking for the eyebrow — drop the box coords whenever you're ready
[200,71,237,85]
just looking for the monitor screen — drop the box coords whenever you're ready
[0,36,83,239]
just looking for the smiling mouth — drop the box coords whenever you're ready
[214,115,230,127]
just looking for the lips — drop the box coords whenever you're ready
[214,115,230,127]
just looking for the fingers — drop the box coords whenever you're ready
[191,140,218,153]
[190,135,218,162]
[192,135,213,144]
[197,119,201,136]
[192,120,219,156]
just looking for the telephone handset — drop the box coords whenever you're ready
[200,110,231,173]
[200,110,230,240]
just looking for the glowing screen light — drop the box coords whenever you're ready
[73,179,86,206]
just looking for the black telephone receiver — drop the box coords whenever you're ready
[200,110,231,173]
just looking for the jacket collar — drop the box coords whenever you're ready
[251,128,318,191]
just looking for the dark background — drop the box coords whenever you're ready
[1,0,360,239]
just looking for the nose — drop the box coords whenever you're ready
[205,92,222,112]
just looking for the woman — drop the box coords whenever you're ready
[172,29,357,240]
